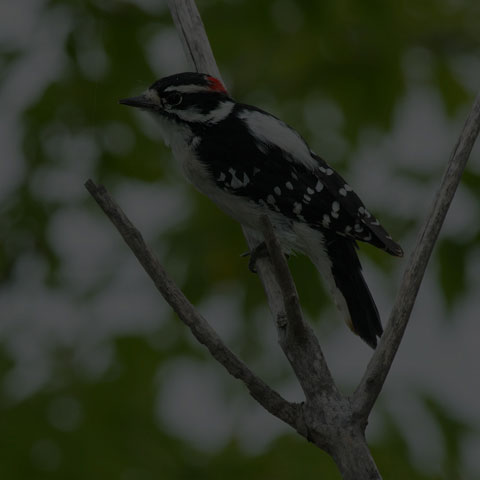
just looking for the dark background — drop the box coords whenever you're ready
[1,0,480,478]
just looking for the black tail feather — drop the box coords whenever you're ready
[325,234,382,349]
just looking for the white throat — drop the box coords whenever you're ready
[150,113,194,149]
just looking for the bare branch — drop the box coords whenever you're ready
[84,179,302,431]
[353,92,480,419]
[167,0,223,81]
[260,216,303,328]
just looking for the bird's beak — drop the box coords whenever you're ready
[119,95,156,110]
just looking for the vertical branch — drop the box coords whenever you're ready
[353,92,480,419]
[259,216,336,396]
[167,0,222,81]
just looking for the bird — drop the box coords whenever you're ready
[120,72,403,348]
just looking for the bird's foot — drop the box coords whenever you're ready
[241,243,291,273]
[241,242,269,273]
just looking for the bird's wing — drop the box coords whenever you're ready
[199,105,403,256]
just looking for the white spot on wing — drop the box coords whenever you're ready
[217,172,226,182]
[176,101,234,124]
[286,181,293,190]
[229,168,243,189]
[227,169,250,188]
[315,180,323,192]
[293,202,302,214]
[322,214,331,227]
[331,201,340,219]
[307,187,314,195]
[274,186,281,195]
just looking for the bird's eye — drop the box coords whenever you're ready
[163,92,182,107]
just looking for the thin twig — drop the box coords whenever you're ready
[84,179,302,430]
[353,92,480,419]
[259,216,303,329]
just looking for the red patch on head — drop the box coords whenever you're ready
[207,76,227,94]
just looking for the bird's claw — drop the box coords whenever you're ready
[241,242,269,273]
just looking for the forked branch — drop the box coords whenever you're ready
[86,1,480,478]
[84,179,302,431]
[259,216,337,398]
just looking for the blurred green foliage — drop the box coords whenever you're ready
[1,0,480,478]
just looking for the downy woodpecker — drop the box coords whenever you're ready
[120,72,403,348]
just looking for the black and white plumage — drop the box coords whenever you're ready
[120,72,403,348]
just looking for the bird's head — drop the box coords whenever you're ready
[120,72,233,127]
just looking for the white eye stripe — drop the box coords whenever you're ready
[164,84,213,94]
[174,101,234,123]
